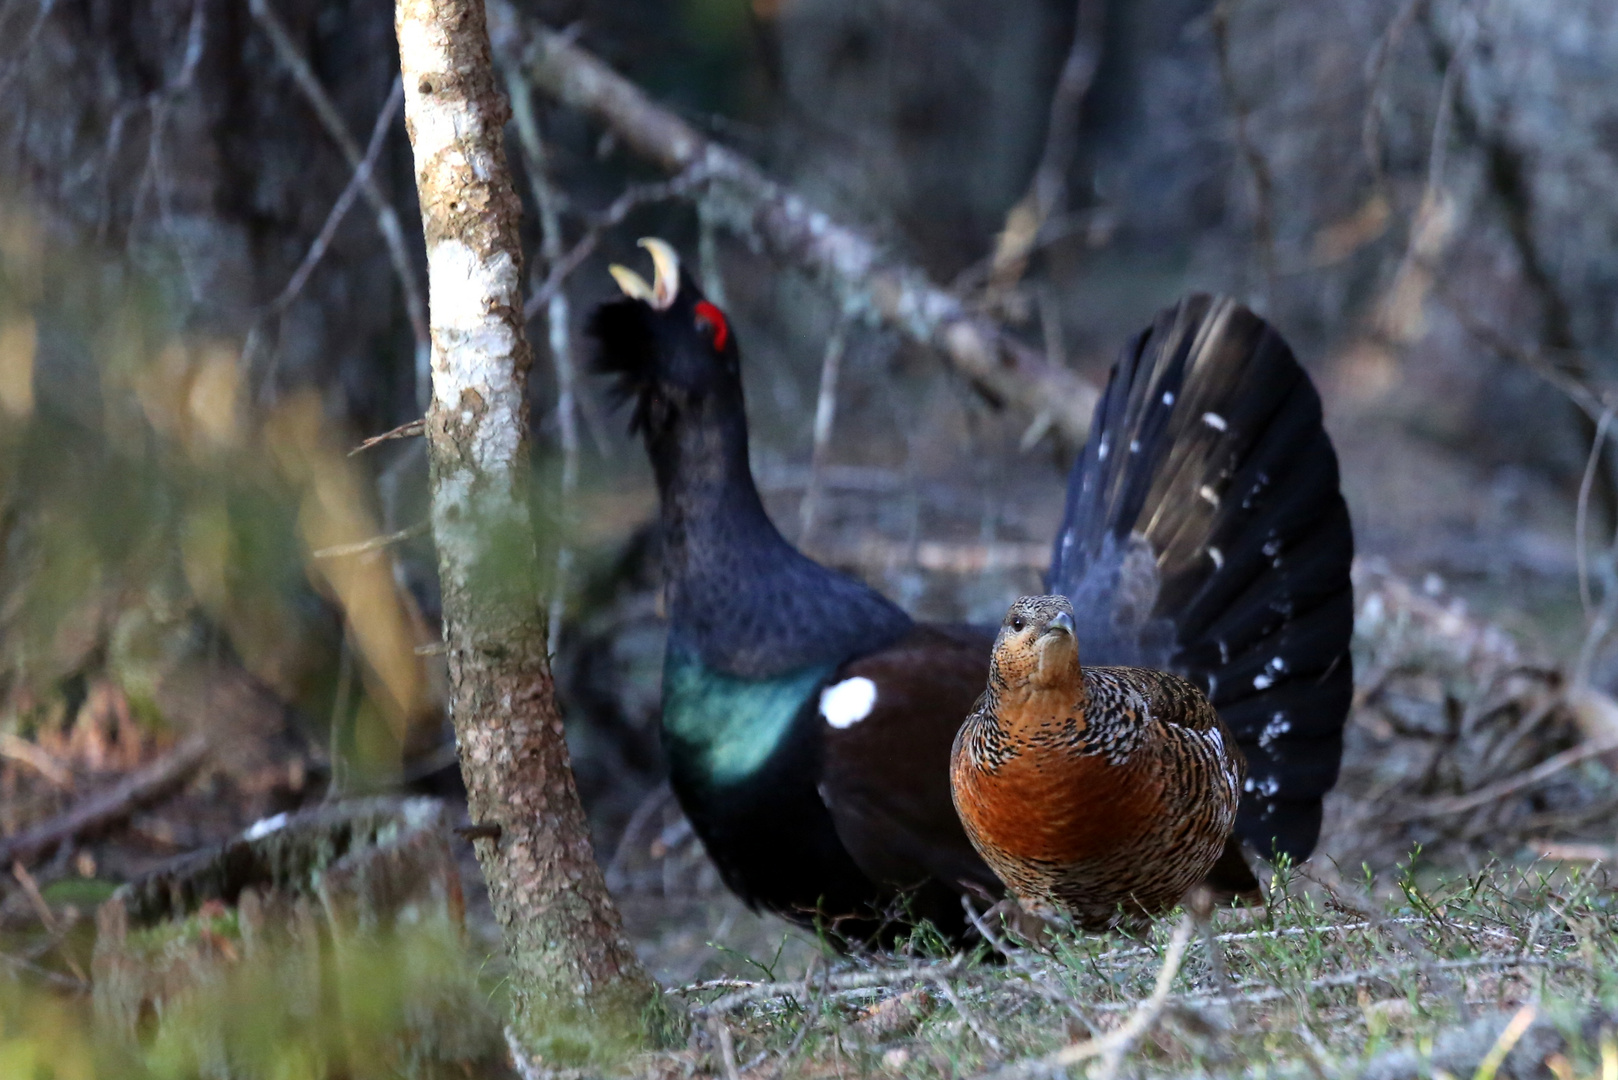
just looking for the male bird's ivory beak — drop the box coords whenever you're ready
[1046,610,1076,637]
[607,237,680,311]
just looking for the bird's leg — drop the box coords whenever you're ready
[984,896,1062,952]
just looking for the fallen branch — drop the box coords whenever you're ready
[0,736,209,870]
[1403,733,1618,818]
[1046,915,1192,1077]
[491,3,1099,441]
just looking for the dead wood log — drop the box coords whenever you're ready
[489,2,1100,442]
[92,797,497,1069]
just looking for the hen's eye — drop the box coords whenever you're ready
[1010,617,1025,632]
[694,299,730,352]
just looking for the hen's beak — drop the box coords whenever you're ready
[607,237,680,311]
[1045,610,1076,637]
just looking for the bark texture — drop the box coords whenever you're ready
[393,0,656,1059]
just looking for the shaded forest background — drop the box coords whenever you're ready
[3,0,1618,987]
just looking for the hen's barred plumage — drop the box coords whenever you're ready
[952,596,1243,930]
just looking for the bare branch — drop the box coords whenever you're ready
[495,4,1100,440]
[798,314,851,545]
[311,521,430,560]
[987,0,1104,296]
[521,168,709,320]
[272,78,406,315]
[502,64,580,655]
[349,417,426,456]
[250,0,430,407]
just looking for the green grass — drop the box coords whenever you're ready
[659,859,1618,1079]
[2,857,1615,1078]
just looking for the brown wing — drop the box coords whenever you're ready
[817,624,1003,899]
[1129,668,1261,897]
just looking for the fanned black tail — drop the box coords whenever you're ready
[1047,295,1354,866]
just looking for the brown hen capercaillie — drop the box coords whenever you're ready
[951,595,1243,931]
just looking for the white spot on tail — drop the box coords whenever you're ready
[820,677,878,729]
[1202,412,1228,431]
[1199,484,1220,507]
[1208,546,1224,570]
[1259,711,1292,748]
[1097,436,1110,461]
[1162,390,1175,406]
[1253,672,1275,690]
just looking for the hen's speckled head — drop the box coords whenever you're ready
[992,595,1080,691]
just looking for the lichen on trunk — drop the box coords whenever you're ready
[392,0,659,1062]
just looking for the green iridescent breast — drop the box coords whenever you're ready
[661,655,832,787]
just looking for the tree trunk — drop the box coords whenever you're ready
[392,0,659,1063]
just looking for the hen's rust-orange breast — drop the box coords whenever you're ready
[951,736,1164,871]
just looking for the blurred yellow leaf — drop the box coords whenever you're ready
[187,342,244,453]
[0,315,36,418]
[267,390,430,744]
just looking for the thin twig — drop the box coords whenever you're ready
[248,0,430,408]
[1575,407,1616,616]
[1211,0,1277,289]
[0,948,87,992]
[932,970,1003,1054]
[1306,871,1470,1019]
[698,197,729,308]
[349,418,426,456]
[0,0,57,103]
[11,861,88,983]
[0,733,74,790]
[711,1018,743,1080]
[996,915,1193,1078]
[502,64,579,657]
[311,521,429,560]
[520,168,711,320]
[798,315,850,545]
[1362,0,1428,189]
[271,78,405,314]
[986,0,1103,296]
[603,782,674,891]
[130,0,208,301]
[683,958,963,1014]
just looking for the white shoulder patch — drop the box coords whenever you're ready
[820,676,878,729]
[244,812,289,841]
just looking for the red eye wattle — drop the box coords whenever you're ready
[695,300,730,352]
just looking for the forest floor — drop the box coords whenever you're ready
[3,390,1617,1078]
